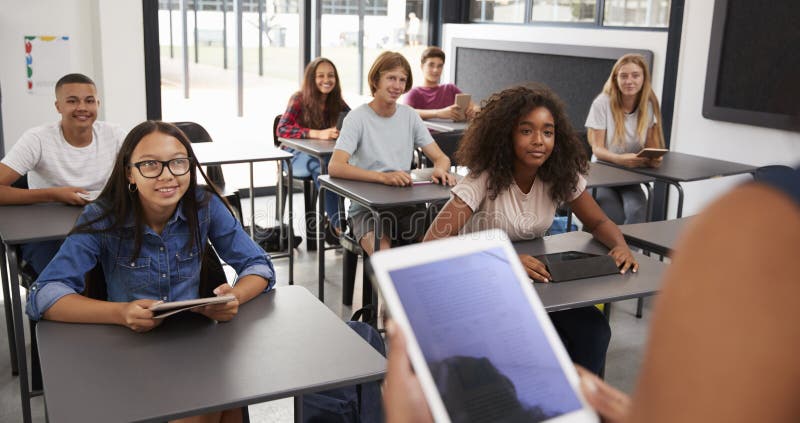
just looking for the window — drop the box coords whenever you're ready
[531,0,595,23]
[470,0,526,23]
[470,0,670,28]
[603,0,670,27]
[322,0,388,16]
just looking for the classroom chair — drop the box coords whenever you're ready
[171,121,244,225]
[420,131,463,170]
[272,115,320,251]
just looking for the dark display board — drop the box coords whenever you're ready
[703,0,800,131]
[451,39,653,131]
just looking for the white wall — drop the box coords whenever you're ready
[669,0,800,214]
[0,0,146,155]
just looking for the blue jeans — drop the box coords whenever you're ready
[290,151,342,230]
[20,240,64,276]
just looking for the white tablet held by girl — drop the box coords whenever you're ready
[369,230,599,423]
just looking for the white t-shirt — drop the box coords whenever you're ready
[584,93,655,154]
[335,103,434,215]
[2,121,126,190]
[451,171,587,241]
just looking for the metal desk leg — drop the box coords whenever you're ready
[1,242,19,375]
[249,163,255,239]
[366,210,381,320]
[287,161,294,285]
[667,181,685,219]
[636,297,644,318]
[317,186,326,301]
[8,248,32,423]
[644,182,654,222]
[294,395,303,423]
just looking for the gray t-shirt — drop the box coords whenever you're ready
[335,103,434,215]
[584,93,655,155]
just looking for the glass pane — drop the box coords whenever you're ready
[320,0,430,97]
[159,0,301,198]
[531,0,596,23]
[603,0,670,28]
[470,0,526,23]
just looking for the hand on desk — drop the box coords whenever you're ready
[436,104,463,121]
[518,254,552,283]
[380,171,413,187]
[616,153,648,169]
[192,283,240,322]
[608,246,638,274]
[120,299,163,333]
[309,127,340,140]
[50,186,90,206]
[430,168,456,186]
[647,156,663,168]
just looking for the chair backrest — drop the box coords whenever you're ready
[171,121,225,188]
[272,115,282,148]
[754,165,794,182]
[172,121,213,143]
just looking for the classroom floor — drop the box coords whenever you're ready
[0,192,655,422]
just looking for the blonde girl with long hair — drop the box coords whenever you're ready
[585,53,665,224]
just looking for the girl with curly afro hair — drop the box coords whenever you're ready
[424,84,639,374]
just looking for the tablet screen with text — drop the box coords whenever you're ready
[385,247,586,422]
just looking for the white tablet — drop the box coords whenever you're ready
[370,230,598,423]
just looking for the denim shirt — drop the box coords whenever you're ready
[26,190,275,320]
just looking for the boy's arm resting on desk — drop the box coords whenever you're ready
[328,150,412,186]
[0,163,88,205]
[419,142,455,185]
[569,190,638,273]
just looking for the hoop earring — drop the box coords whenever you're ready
[128,183,138,193]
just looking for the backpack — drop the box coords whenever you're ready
[302,317,385,422]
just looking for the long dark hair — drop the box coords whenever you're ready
[299,57,346,129]
[456,84,589,203]
[73,121,231,260]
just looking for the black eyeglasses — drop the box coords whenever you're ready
[129,157,194,178]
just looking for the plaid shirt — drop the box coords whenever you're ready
[276,93,350,139]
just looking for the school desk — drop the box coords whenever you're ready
[600,152,756,218]
[317,175,454,304]
[36,286,386,423]
[0,203,82,423]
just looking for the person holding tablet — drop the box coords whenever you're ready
[329,51,456,254]
[585,53,666,224]
[403,46,480,121]
[277,57,350,243]
[424,84,638,374]
[26,121,273,422]
[389,169,800,423]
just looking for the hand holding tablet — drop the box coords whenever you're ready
[370,230,598,423]
[148,294,237,319]
[635,148,668,159]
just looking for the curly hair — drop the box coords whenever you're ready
[456,84,589,203]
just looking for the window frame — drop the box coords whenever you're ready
[469,0,670,31]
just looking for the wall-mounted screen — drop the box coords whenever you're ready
[703,0,800,131]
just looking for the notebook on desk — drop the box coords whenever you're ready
[410,168,463,185]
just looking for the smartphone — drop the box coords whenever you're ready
[636,148,668,159]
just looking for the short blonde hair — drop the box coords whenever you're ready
[367,51,413,95]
